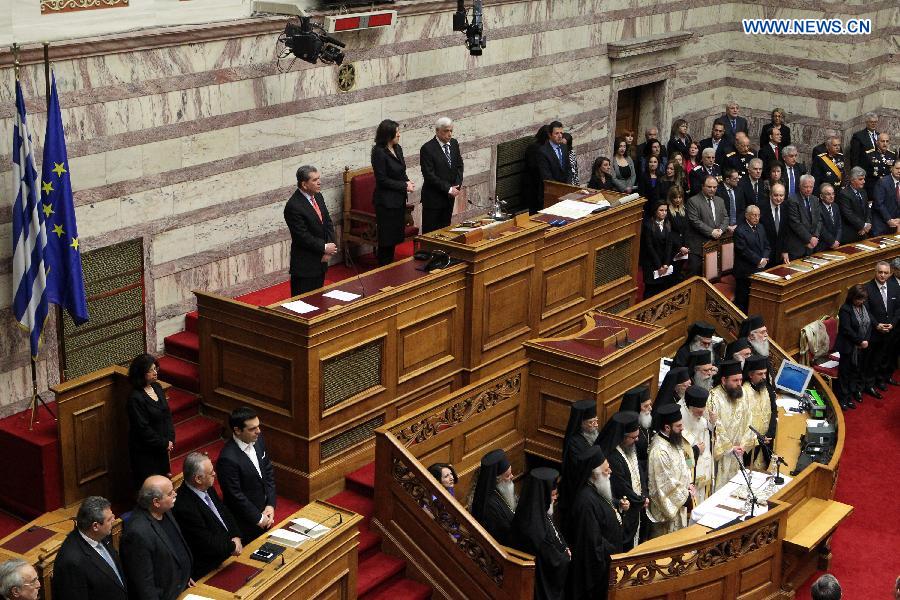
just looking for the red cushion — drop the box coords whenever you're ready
[823,318,838,352]
[404,225,419,237]
[813,364,838,379]
[351,173,376,214]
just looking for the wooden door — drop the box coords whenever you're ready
[616,87,640,137]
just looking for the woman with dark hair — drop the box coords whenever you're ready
[611,137,636,194]
[561,132,580,186]
[639,138,667,175]
[835,284,872,410]
[586,156,616,191]
[126,353,175,488]
[622,129,637,159]
[522,125,551,213]
[371,119,415,265]
[762,163,784,202]
[427,463,459,497]
[666,186,690,280]
[656,161,685,204]
[667,119,693,159]
[640,200,678,298]
[683,141,701,183]
[637,155,665,214]
[758,108,791,150]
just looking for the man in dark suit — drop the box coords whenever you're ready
[52,496,128,600]
[758,183,789,265]
[284,165,337,296]
[809,129,841,167]
[862,133,897,207]
[817,184,843,251]
[173,452,244,579]
[848,112,879,170]
[717,168,746,230]
[837,167,872,243]
[723,133,756,179]
[722,102,749,146]
[733,205,770,312]
[781,145,807,198]
[537,120,572,192]
[419,117,464,233]
[685,175,729,275]
[872,161,900,235]
[217,406,277,543]
[811,136,845,194]
[784,175,823,260]
[121,476,193,600]
[758,128,783,175]
[699,119,731,165]
[689,148,722,195]
[864,261,899,396]
[738,158,765,207]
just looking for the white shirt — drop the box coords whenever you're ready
[234,435,262,479]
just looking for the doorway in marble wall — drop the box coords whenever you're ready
[615,81,667,146]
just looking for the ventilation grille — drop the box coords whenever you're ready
[322,340,382,409]
[605,298,631,314]
[594,240,632,288]
[320,414,385,460]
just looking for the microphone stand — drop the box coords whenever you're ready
[749,425,787,485]
[732,450,757,520]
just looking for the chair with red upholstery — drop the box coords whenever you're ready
[805,316,839,387]
[342,166,418,262]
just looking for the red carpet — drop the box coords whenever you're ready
[0,404,61,518]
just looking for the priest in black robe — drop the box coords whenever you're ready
[617,386,653,466]
[725,337,753,367]
[598,411,647,551]
[672,321,717,367]
[689,349,718,391]
[564,446,626,600]
[653,367,691,417]
[469,449,516,545]
[739,314,771,358]
[509,468,570,600]
[560,400,599,519]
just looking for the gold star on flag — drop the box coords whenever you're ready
[70,237,79,250]
[52,162,67,177]
[42,181,54,195]
[42,203,54,218]
[52,224,65,237]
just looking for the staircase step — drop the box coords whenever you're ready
[357,524,382,561]
[185,311,199,334]
[361,577,432,600]
[164,331,200,363]
[167,388,200,424]
[173,416,222,458]
[159,356,200,393]
[346,462,376,495]
[327,490,374,520]
[357,552,405,598]
[170,438,225,476]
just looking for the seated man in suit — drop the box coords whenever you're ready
[871,150,900,235]
[758,183,789,265]
[284,165,337,296]
[837,166,872,243]
[537,120,572,192]
[717,168,746,231]
[698,119,731,165]
[685,175,729,276]
[121,476,193,600]
[0,559,40,600]
[817,184,843,251]
[53,496,127,600]
[784,174,823,260]
[780,145,806,198]
[738,158,765,207]
[173,452,244,579]
[864,261,899,396]
[420,116,464,233]
[217,406,277,543]
[733,205,770,312]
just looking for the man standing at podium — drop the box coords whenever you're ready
[420,117,464,233]
[284,165,337,296]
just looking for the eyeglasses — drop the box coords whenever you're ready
[20,576,40,588]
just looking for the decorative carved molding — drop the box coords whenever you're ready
[391,457,504,586]
[634,288,692,323]
[614,522,778,587]
[608,32,694,59]
[338,63,357,92]
[704,297,740,336]
[392,372,522,446]
[41,0,127,13]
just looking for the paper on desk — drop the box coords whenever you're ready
[653,265,674,279]
[696,507,743,529]
[807,418,828,428]
[183,595,216,600]
[818,359,839,369]
[618,193,641,203]
[756,271,782,280]
[291,517,330,539]
[854,243,877,251]
[820,253,846,260]
[322,289,361,302]
[775,397,803,412]
[281,299,318,314]
[539,199,604,220]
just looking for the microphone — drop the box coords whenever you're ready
[29,516,75,532]
[288,512,343,538]
[342,245,369,298]
[748,425,787,466]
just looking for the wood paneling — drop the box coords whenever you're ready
[218,339,293,412]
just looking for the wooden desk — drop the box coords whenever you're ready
[181,501,361,600]
[749,235,900,356]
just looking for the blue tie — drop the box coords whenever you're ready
[204,492,229,530]
[554,144,564,168]
[788,168,795,196]
[97,542,124,586]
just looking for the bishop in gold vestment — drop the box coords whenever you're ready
[707,361,755,491]
[679,386,715,504]
[647,404,694,538]
[743,354,777,470]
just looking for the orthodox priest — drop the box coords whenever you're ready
[560,400,599,518]
[654,367,692,415]
[673,321,717,367]
[565,446,625,600]
[509,468,570,600]
[725,337,753,368]
[679,386,715,503]
[743,354,777,470]
[618,386,653,465]
[598,411,647,550]
[646,404,695,538]
[740,315,770,358]
[689,350,718,390]
[707,361,754,491]
[468,449,516,545]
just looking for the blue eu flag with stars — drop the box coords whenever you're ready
[41,73,89,325]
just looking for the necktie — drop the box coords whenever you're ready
[97,542,124,586]
[881,285,888,309]
[728,188,736,225]
[555,145,564,168]
[804,197,811,219]
[774,146,780,161]
[895,180,899,202]
[855,189,862,204]
[871,131,877,147]
[788,167,795,196]
[708,198,716,222]
[826,204,833,222]
[308,195,323,223]
[443,143,452,166]
[204,492,228,530]
[731,118,736,132]
[774,205,780,232]
[753,181,758,201]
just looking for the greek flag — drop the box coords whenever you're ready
[12,81,50,357]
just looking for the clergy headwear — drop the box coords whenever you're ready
[688,350,713,370]
[726,337,751,356]
[471,449,510,522]
[564,446,607,530]
[684,386,709,407]
[654,367,690,414]
[719,360,742,377]
[562,400,597,469]
[619,385,650,413]
[744,354,768,373]
[655,403,682,428]
[739,315,765,337]
[687,321,716,341]
[510,467,559,553]
[598,411,639,456]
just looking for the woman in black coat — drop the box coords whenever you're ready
[127,353,175,488]
[586,156,616,191]
[835,284,872,410]
[640,200,679,299]
[371,119,415,265]
[665,186,690,282]
[638,155,665,217]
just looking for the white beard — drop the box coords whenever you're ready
[639,411,652,429]
[750,338,769,357]
[582,428,599,445]
[497,479,517,511]
[591,471,613,502]
[694,374,713,390]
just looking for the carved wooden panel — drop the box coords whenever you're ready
[215,338,292,413]
[482,270,533,350]
[72,402,108,485]
[41,0,128,15]
[738,557,775,597]
[398,309,454,381]
[462,408,517,456]
[684,579,726,600]
[542,254,588,317]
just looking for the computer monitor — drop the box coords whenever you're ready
[773,360,814,397]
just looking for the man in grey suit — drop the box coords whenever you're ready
[685,175,729,276]
[784,174,823,260]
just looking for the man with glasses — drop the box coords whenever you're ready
[0,559,40,600]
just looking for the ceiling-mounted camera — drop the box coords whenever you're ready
[280,16,346,65]
[452,0,486,56]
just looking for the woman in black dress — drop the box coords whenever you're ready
[371,119,415,265]
[127,353,175,488]
[666,118,693,160]
[586,156,616,191]
[835,284,872,410]
[640,200,679,298]
[638,155,665,216]
[666,185,690,281]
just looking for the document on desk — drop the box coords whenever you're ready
[696,506,744,529]
[539,199,606,220]
[281,299,318,314]
[183,595,216,600]
[268,528,309,548]
[322,289,361,302]
[775,396,803,411]
[756,271,782,280]
[291,517,331,539]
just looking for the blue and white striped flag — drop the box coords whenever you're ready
[12,81,50,357]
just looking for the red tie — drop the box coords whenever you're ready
[774,146,779,161]
[308,195,323,222]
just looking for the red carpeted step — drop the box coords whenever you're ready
[327,489,374,520]
[173,416,222,458]
[164,331,200,363]
[361,577,431,600]
[159,356,200,393]
[167,388,200,424]
[357,523,382,561]
[170,438,225,476]
[345,462,376,495]
[184,311,199,334]
[357,552,406,597]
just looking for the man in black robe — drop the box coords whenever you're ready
[617,386,653,466]
[672,321,717,367]
[510,468,570,600]
[725,337,753,368]
[653,367,691,416]
[598,412,647,551]
[469,449,516,545]
[739,315,770,357]
[560,400,599,517]
[565,446,626,600]
[689,350,718,391]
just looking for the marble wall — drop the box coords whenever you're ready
[0,0,897,415]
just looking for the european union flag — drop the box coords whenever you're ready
[41,72,89,325]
